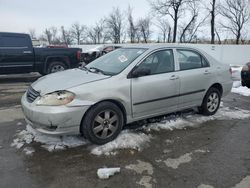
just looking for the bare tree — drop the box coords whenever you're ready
[137,17,152,43]
[61,26,73,45]
[86,19,108,44]
[105,7,124,43]
[127,6,137,43]
[179,1,206,43]
[94,19,108,44]
[220,0,250,44]
[71,23,85,45]
[150,0,194,43]
[210,0,216,44]
[28,29,36,39]
[155,18,171,42]
[43,28,53,44]
[86,27,97,44]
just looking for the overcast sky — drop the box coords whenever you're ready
[0,0,150,35]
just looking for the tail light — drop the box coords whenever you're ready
[76,50,81,61]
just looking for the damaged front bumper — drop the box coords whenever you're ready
[21,94,90,135]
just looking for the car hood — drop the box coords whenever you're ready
[31,69,110,95]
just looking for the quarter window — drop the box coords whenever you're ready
[177,50,208,70]
[138,50,175,75]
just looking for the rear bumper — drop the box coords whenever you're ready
[21,94,90,135]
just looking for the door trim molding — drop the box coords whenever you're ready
[133,89,206,106]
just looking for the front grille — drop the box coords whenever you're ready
[26,87,40,103]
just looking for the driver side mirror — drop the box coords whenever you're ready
[130,67,151,78]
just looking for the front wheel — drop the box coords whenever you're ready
[199,88,221,116]
[81,102,124,145]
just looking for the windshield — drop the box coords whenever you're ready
[85,48,147,75]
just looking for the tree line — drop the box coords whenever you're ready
[29,0,250,45]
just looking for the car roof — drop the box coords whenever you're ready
[121,43,202,51]
[0,32,29,37]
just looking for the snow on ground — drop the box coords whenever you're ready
[232,81,250,96]
[11,125,87,152]
[231,81,250,97]
[11,106,250,156]
[143,106,250,132]
[91,131,151,156]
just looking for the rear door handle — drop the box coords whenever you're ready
[170,75,179,80]
[204,70,211,75]
[23,51,32,54]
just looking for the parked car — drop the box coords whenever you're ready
[21,45,233,145]
[81,45,121,64]
[230,65,242,81]
[241,62,250,88]
[0,32,82,75]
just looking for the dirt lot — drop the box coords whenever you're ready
[0,73,250,188]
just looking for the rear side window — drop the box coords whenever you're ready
[0,36,30,48]
[177,50,209,71]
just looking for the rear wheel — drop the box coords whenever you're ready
[47,62,67,74]
[81,102,124,145]
[199,88,221,116]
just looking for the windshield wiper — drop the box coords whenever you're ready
[80,66,90,72]
[89,67,107,75]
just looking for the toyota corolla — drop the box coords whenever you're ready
[21,45,233,145]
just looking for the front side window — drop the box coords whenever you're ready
[177,50,209,71]
[86,48,147,75]
[138,50,175,75]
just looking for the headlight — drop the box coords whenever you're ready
[36,91,75,106]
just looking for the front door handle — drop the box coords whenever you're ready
[170,75,179,80]
[23,51,32,54]
[204,70,211,75]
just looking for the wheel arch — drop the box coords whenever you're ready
[79,99,127,134]
[209,83,223,96]
[44,56,70,73]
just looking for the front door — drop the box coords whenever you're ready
[131,49,180,119]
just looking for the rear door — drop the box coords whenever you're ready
[131,49,180,119]
[176,49,213,109]
[0,33,34,74]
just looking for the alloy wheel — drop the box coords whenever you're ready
[92,110,119,139]
[207,92,219,113]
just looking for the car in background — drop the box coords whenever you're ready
[230,65,242,81]
[241,62,250,88]
[21,45,233,145]
[81,45,121,64]
[0,32,82,75]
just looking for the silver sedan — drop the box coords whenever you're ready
[21,45,233,144]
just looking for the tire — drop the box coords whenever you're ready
[198,87,221,116]
[81,102,124,145]
[47,62,67,74]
